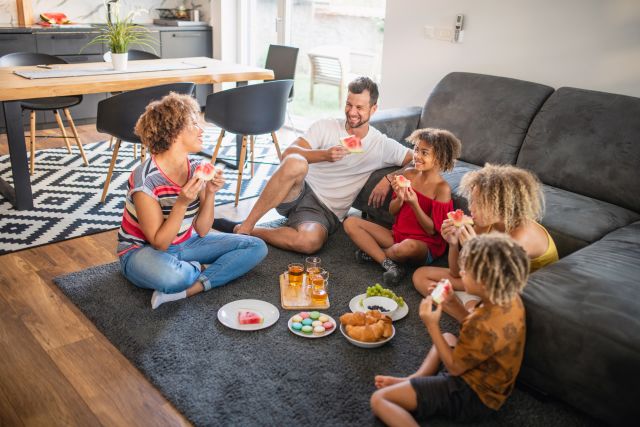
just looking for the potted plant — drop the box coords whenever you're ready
[83,1,157,71]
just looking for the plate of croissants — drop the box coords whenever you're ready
[339,310,395,348]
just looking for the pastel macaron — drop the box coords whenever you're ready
[323,321,334,330]
[291,322,303,331]
[313,325,326,334]
[301,325,313,334]
[312,320,322,327]
[302,318,313,326]
[318,315,329,323]
[299,312,310,319]
[309,311,320,320]
[291,315,303,323]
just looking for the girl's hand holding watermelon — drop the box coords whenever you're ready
[441,219,460,246]
[390,178,407,202]
[404,186,419,207]
[458,223,477,245]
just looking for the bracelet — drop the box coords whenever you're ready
[385,174,393,184]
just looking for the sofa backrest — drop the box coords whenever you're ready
[517,87,640,213]
[419,72,554,165]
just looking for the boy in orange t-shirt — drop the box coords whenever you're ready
[371,233,529,425]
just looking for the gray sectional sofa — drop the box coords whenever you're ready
[353,72,640,424]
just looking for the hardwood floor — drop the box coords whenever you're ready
[0,120,290,426]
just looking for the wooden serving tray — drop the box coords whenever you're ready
[279,273,330,310]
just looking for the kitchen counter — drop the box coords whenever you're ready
[0,23,211,33]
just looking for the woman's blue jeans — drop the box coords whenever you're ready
[119,232,268,294]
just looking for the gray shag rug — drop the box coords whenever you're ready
[53,228,597,427]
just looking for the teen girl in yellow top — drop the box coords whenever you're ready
[413,164,558,319]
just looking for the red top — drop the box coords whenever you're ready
[391,189,453,259]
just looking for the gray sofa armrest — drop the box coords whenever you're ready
[370,106,422,144]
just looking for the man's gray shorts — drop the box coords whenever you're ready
[276,181,340,234]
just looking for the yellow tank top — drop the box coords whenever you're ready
[529,223,559,272]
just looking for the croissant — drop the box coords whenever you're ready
[341,310,393,342]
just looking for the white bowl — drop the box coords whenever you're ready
[339,324,395,348]
[361,296,398,318]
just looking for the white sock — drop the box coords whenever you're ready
[151,290,187,309]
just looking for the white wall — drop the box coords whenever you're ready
[380,0,640,108]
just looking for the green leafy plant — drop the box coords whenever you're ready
[82,2,157,54]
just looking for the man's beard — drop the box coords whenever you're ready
[345,114,369,129]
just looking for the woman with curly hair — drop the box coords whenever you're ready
[116,92,267,309]
[344,128,462,286]
[412,164,558,320]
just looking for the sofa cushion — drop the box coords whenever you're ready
[369,106,422,144]
[517,87,640,214]
[419,72,553,165]
[540,185,640,257]
[519,221,640,423]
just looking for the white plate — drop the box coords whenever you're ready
[339,324,395,348]
[288,312,337,338]
[217,299,280,331]
[349,293,409,321]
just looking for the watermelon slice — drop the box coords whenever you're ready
[447,209,474,227]
[194,163,217,181]
[40,13,72,25]
[238,310,263,325]
[395,175,411,188]
[340,135,363,153]
[432,279,453,304]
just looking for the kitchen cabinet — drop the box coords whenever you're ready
[161,30,213,106]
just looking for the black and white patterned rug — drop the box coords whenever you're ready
[0,131,280,255]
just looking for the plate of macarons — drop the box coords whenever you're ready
[288,311,337,338]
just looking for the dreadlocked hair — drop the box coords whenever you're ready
[134,92,200,155]
[459,164,544,232]
[459,233,530,306]
[405,128,461,172]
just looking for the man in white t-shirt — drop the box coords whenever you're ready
[217,77,412,254]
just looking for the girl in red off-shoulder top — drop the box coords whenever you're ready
[344,128,462,286]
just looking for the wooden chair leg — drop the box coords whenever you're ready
[210,129,225,165]
[63,108,89,166]
[109,136,115,148]
[29,110,36,175]
[235,136,248,207]
[140,145,146,163]
[271,132,282,161]
[101,139,121,203]
[53,109,72,154]
[250,135,255,178]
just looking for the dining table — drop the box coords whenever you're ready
[0,56,274,210]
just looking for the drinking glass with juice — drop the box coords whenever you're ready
[287,263,304,286]
[310,268,329,304]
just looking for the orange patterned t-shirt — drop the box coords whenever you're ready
[452,295,526,410]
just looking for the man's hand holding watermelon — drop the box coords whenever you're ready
[326,144,351,162]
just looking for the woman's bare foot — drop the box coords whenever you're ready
[374,375,408,389]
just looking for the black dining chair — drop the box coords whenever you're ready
[265,44,299,130]
[96,82,196,203]
[0,52,88,175]
[205,79,294,206]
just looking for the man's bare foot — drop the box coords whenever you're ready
[234,223,251,235]
[374,375,408,389]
